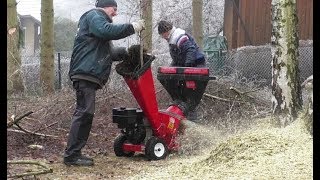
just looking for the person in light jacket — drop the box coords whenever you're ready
[157,20,207,121]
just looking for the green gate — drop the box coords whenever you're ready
[203,35,228,75]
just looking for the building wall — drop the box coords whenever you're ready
[224,0,313,49]
[20,17,40,56]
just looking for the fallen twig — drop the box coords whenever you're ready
[7,111,33,128]
[7,128,59,138]
[34,121,58,133]
[229,87,269,106]
[7,160,53,179]
[227,95,238,119]
[250,110,272,119]
[229,87,256,99]
[203,93,244,104]
[56,128,68,132]
[15,123,58,138]
[7,111,58,138]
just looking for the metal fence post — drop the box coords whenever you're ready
[57,52,62,89]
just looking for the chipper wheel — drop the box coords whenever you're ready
[145,137,168,160]
[114,134,135,157]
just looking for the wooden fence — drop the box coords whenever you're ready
[223,0,313,49]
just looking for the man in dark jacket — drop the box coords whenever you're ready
[64,0,145,166]
[157,20,206,121]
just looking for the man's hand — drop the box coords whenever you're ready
[131,19,145,33]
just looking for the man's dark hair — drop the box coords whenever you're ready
[158,20,173,34]
[95,0,117,8]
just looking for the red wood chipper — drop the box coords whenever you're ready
[112,52,214,160]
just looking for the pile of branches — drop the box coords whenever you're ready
[7,111,55,179]
[196,75,272,133]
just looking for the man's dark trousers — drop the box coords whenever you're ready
[64,80,98,159]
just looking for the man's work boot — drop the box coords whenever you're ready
[64,155,94,166]
[78,154,93,161]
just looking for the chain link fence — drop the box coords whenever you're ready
[20,40,313,94]
[21,49,72,94]
[206,40,313,87]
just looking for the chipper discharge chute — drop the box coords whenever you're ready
[112,47,214,160]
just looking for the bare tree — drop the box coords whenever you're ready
[192,0,203,50]
[40,0,55,94]
[7,0,24,94]
[203,0,224,35]
[271,0,302,126]
[141,0,152,52]
[301,75,313,135]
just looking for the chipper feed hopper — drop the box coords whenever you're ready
[113,52,214,160]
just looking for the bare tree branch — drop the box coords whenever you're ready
[7,111,58,138]
[203,93,244,103]
[7,111,33,128]
[11,123,59,138]
[229,87,256,99]
[7,160,53,178]
[33,121,58,133]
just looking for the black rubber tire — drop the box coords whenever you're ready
[145,136,168,160]
[113,134,135,157]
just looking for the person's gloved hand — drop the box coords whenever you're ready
[131,19,145,33]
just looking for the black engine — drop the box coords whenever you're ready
[112,107,146,144]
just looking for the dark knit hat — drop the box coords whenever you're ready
[158,20,173,34]
[95,0,117,8]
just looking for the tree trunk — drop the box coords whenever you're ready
[40,0,55,94]
[192,0,203,50]
[141,0,152,53]
[271,0,302,126]
[301,75,313,135]
[7,0,24,94]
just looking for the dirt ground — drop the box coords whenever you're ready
[7,78,312,179]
